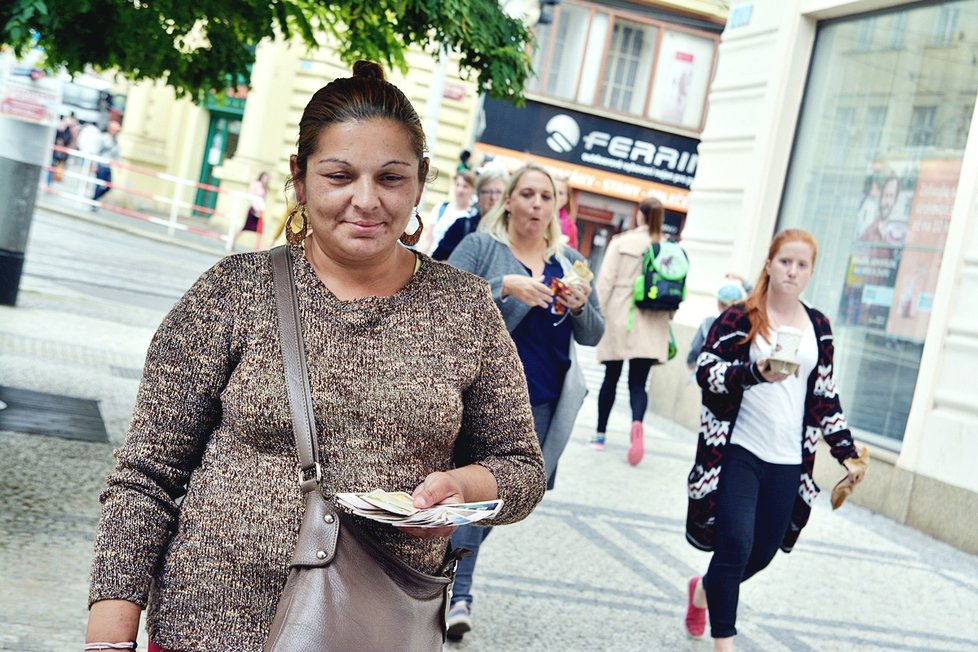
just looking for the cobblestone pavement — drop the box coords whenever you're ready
[3,205,978,651]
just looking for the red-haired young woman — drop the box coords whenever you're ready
[684,229,866,651]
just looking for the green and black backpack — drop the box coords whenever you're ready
[628,240,689,330]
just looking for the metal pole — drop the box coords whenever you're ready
[0,116,52,305]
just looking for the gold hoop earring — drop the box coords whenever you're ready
[286,204,308,245]
[399,209,423,246]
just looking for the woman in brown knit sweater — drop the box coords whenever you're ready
[85,62,546,651]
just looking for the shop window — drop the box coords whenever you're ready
[777,1,978,448]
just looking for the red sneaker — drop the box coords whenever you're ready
[627,421,645,466]
[685,576,706,638]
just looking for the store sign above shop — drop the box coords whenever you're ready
[479,98,699,190]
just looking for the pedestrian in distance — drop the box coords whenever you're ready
[418,169,476,254]
[554,175,579,250]
[444,163,605,642]
[85,60,546,652]
[46,114,76,185]
[91,120,121,209]
[431,168,508,261]
[686,282,750,370]
[232,171,270,250]
[590,196,677,465]
[684,228,867,651]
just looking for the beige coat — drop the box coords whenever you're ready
[595,228,674,363]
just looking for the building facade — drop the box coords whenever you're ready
[475,1,726,270]
[661,0,978,553]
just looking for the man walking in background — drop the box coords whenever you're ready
[92,120,121,209]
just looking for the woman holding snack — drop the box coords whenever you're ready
[445,163,604,641]
[591,196,675,465]
[85,61,546,652]
[684,228,867,651]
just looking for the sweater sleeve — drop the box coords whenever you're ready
[448,234,531,333]
[454,282,546,525]
[566,248,604,346]
[810,314,859,464]
[89,261,239,607]
[695,308,766,395]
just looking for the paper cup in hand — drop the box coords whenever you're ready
[774,326,803,361]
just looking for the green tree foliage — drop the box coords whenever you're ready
[1,0,534,104]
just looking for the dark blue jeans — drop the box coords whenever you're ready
[703,444,800,638]
[449,401,556,607]
[93,164,112,201]
[596,358,654,432]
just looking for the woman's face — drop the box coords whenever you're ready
[291,118,423,263]
[765,240,814,298]
[476,178,506,216]
[504,170,555,241]
[454,174,475,206]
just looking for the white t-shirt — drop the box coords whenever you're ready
[730,318,818,465]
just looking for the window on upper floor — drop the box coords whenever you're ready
[908,105,937,147]
[527,0,719,132]
[932,5,959,47]
[599,19,658,114]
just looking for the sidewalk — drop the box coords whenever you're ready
[2,202,978,651]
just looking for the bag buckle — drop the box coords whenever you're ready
[299,462,322,485]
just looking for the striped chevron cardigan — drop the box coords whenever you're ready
[685,303,859,553]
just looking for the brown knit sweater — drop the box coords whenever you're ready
[88,244,546,651]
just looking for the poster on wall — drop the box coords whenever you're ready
[885,159,960,340]
[838,160,917,331]
[647,30,715,130]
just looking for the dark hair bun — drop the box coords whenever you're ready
[352,60,385,81]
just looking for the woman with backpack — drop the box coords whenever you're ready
[591,196,684,465]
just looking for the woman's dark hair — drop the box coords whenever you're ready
[638,196,664,239]
[289,60,428,190]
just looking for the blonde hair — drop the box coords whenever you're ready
[478,163,564,260]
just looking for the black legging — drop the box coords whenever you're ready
[703,444,800,638]
[596,358,655,432]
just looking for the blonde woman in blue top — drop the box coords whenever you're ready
[445,163,604,641]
